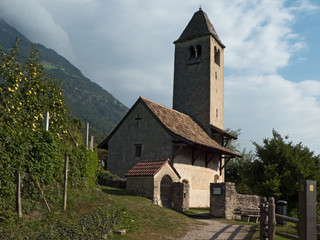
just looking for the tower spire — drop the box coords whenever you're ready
[174,8,224,48]
[173,9,225,133]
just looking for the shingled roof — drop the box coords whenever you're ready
[98,96,240,158]
[140,97,240,158]
[175,8,225,48]
[125,159,180,177]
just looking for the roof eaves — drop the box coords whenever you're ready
[174,33,225,48]
[210,125,238,140]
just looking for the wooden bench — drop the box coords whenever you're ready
[235,208,260,223]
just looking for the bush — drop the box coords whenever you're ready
[97,169,126,189]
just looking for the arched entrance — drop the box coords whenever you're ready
[160,175,173,208]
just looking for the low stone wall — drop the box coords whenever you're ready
[126,176,154,200]
[210,182,261,220]
[171,182,190,212]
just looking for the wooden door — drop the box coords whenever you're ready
[160,175,173,208]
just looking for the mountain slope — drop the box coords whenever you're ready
[0,19,128,141]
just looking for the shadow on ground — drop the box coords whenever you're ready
[101,187,129,196]
[185,212,212,219]
[183,213,257,240]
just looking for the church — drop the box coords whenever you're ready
[98,8,240,207]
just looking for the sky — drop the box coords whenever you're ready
[0,0,319,154]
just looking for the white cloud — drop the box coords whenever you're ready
[0,0,75,62]
[212,0,300,73]
[1,0,319,153]
[225,74,320,153]
[290,0,319,12]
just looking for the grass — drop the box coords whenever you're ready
[0,186,203,240]
[185,207,210,214]
[102,187,204,239]
[248,220,299,240]
[3,187,315,239]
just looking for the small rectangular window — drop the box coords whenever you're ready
[135,145,142,157]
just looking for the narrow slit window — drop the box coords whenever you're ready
[214,46,220,66]
[135,144,142,157]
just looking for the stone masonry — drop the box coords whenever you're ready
[210,182,261,220]
[171,182,190,212]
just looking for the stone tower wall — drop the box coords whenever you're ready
[210,37,224,129]
[173,34,224,134]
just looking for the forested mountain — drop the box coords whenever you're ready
[0,19,128,141]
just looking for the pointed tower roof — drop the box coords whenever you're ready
[175,8,225,48]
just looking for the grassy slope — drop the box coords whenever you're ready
[1,185,307,239]
[0,186,203,240]
[102,187,203,239]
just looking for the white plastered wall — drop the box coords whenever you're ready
[173,147,221,207]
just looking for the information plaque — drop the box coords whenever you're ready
[212,187,222,195]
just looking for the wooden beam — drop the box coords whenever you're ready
[192,148,201,165]
[220,157,234,174]
[205,152,215,168]
[219,155,222,176]
[223,137,230,147]
[172,145,184,162]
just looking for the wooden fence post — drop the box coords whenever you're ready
[63,154,69,211]
[35,179,51,213]
[268,197,276,240]
[299,180,317,240]
[260,201,266,239]
[44,112,49,131]
[90,135,94,151]
[85,122,89,149]
[16,171,22,218]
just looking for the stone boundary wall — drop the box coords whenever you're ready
[210,182,261,220]
[171,182,190,212]
[126,176,154,200]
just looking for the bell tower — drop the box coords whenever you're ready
[173,9,225,135]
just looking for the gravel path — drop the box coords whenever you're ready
[179,219,255,240]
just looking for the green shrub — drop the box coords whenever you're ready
[0,40,99,222]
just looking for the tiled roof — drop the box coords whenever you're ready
[140,97,241,158]
[125,159,178,177]
[98,96,241,158]
[175,9,225,48]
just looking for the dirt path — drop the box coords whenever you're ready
[179,219,256,240]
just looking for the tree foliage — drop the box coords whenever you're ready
[226,129,320,210]
[252,129,320,208]
[0,39,98,222]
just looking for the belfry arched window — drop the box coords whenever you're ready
[189,46,196,59]
[188,45,201,64]
[196,45,202,57]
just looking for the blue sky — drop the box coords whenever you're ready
[0,0,319,154]
[279,10,320,82]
